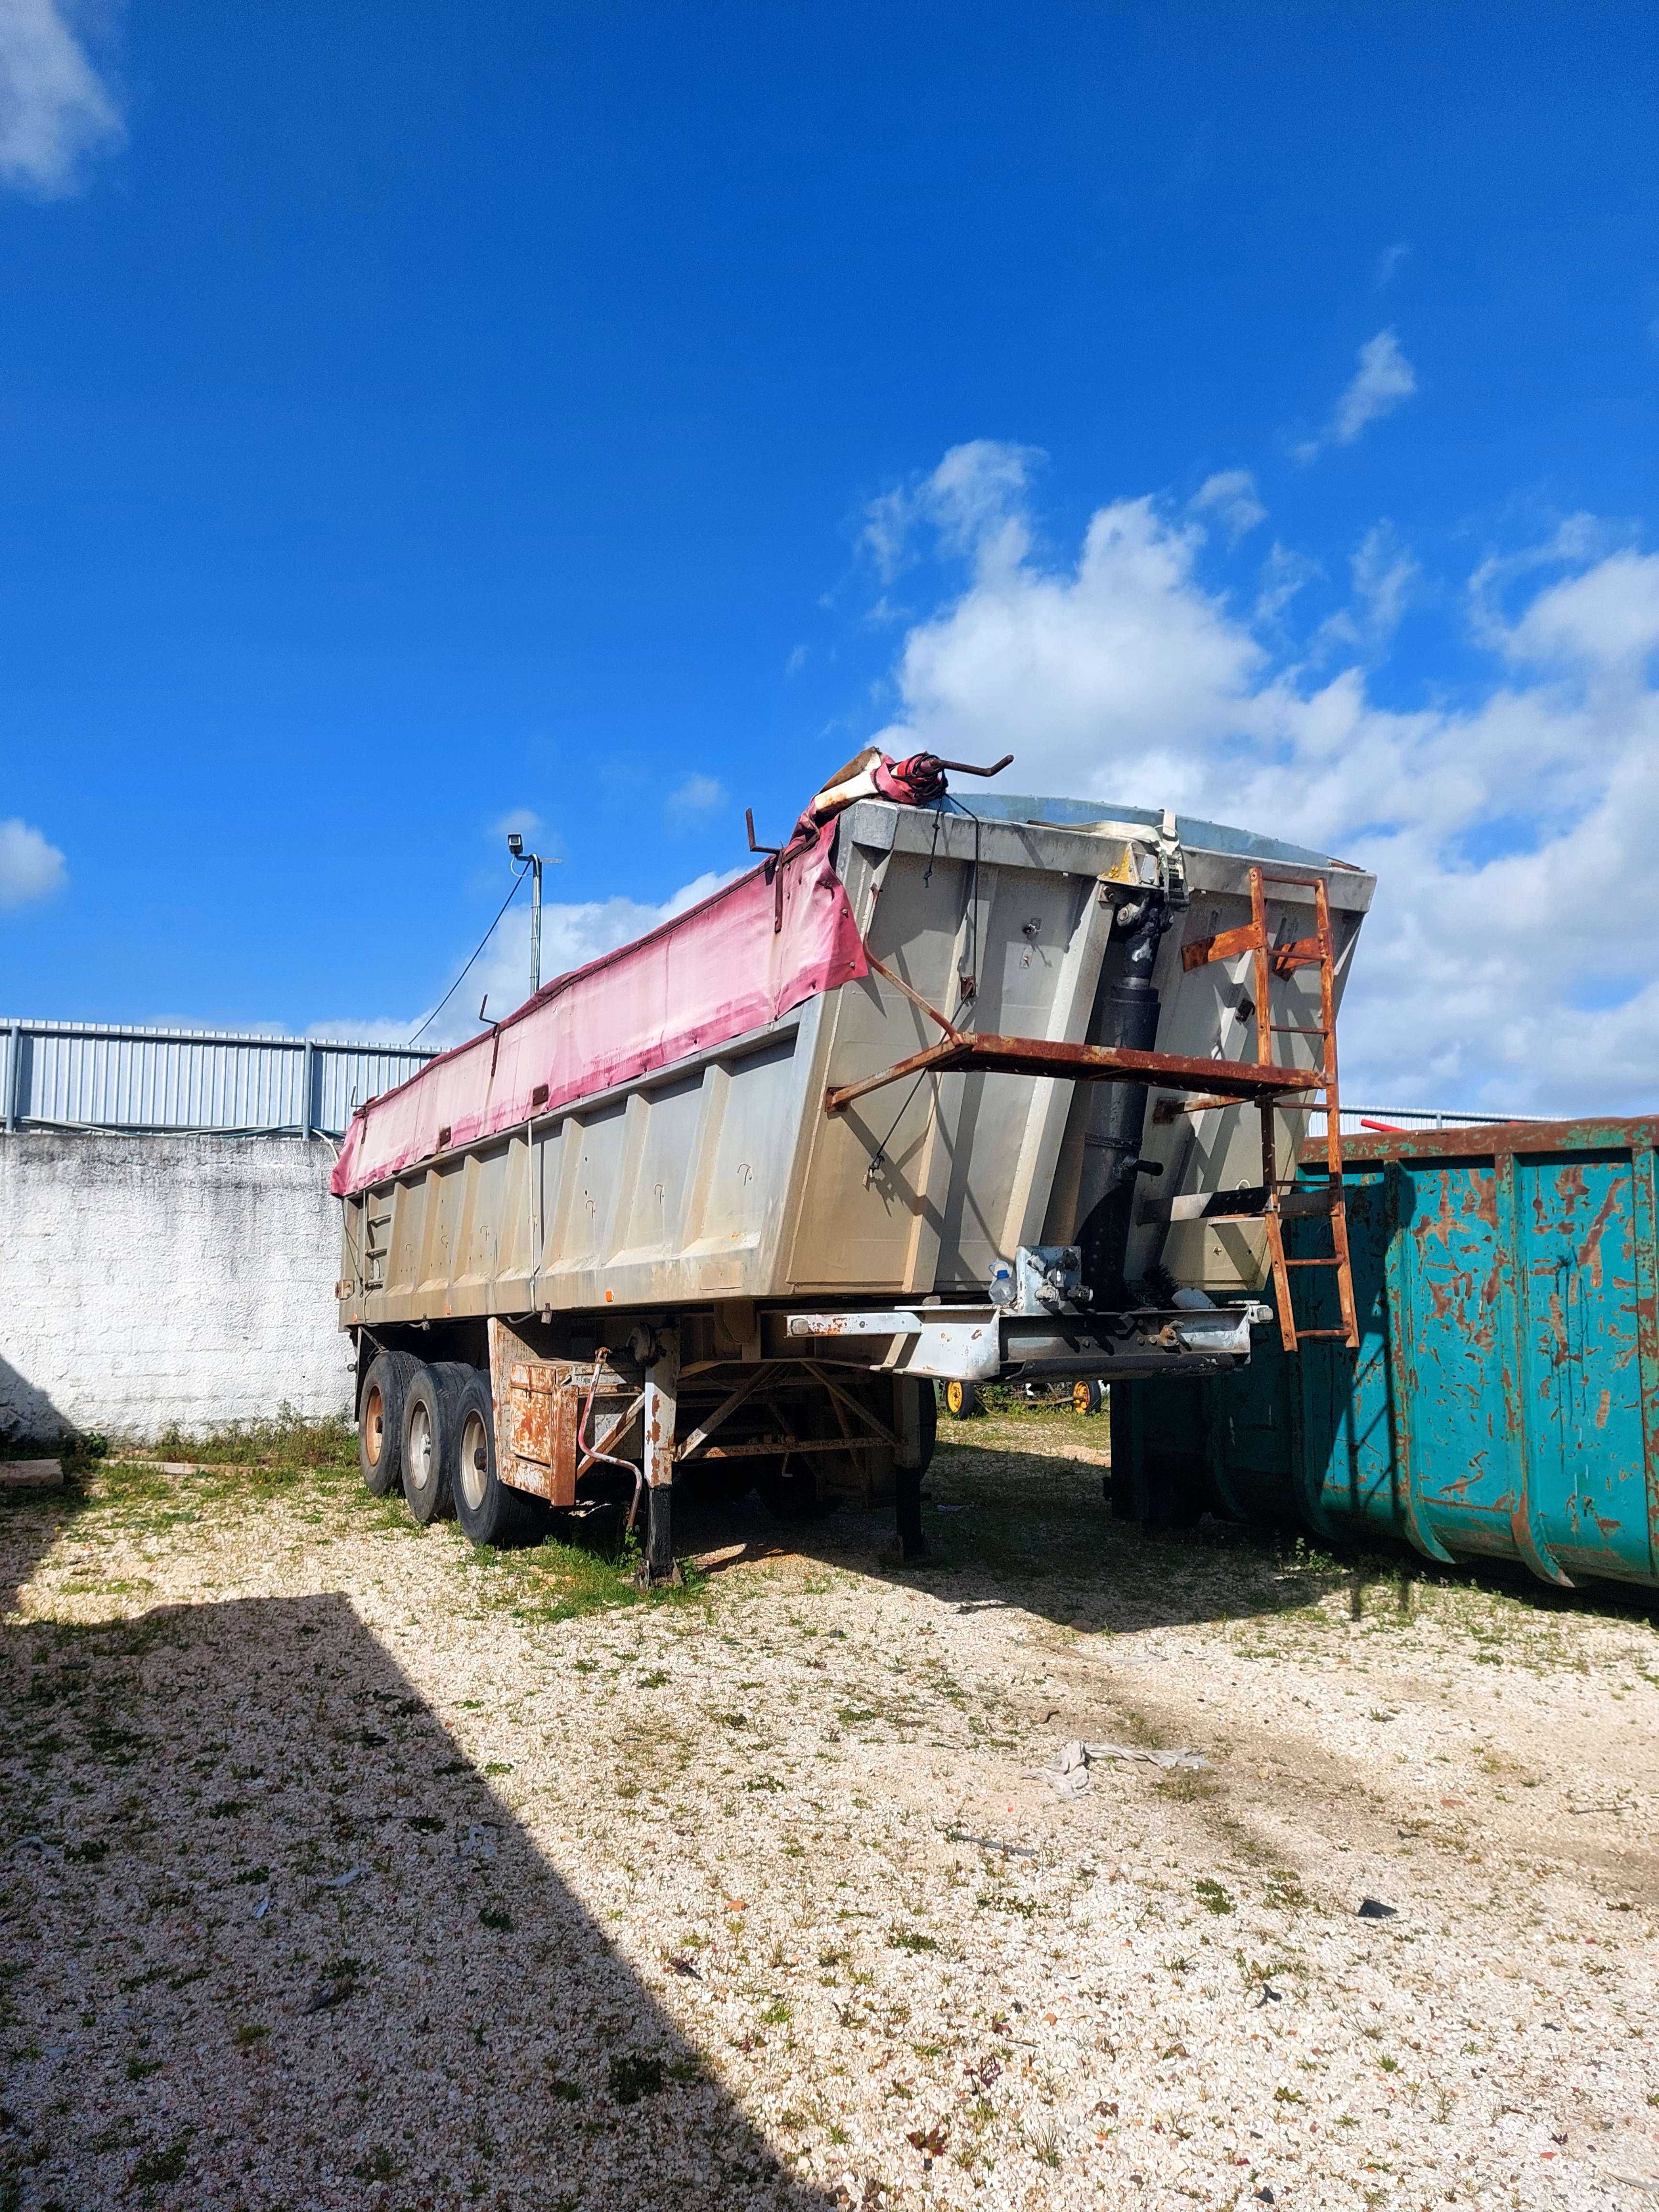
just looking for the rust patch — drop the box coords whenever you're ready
[1576,1176,1624,1294]
[1415,1178,1463,1255]
[507,1360,583,1507]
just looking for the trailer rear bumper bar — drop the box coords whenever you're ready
[786,1300,1269,1381]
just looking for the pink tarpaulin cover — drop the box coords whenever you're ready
[331,828,868,1198]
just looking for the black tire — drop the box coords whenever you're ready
[359,1350,421,1496]
[451,1371,547,1549]
[941,1379,979,1420]
[1073,1378,1105,1417]
[399,1360,473,1526]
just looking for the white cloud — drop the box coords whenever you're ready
[863,439,1040,584]
[1312,521,1420,657]
[0,0,123,198]
[0,815,66,907]
[664,773,727,829]
[1294,329,1418,462]
[1253,542,1321,632]
[863,452,1659,1116]
[1500,549,1659,675]
[785,643,808,677]
[871,457,1263,784]
[1190,469,1267,546]
[1373,242,1411,290]
[492,806,543,841]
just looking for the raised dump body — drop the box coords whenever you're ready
[335,786,1375,1578]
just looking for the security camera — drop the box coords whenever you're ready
[507,832,523,858]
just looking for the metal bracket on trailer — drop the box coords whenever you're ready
[786,1299,1272,1381]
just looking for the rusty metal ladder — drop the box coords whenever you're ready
[1181,865,1359,1353]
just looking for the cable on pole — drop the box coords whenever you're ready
[407,868,528,1047]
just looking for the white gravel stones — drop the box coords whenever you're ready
[1,1424,1657,2210]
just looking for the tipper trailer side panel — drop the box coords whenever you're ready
[339,801,1374,1323]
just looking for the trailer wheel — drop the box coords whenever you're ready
[400,1360,471,1525]
[359,1350,420,1496]
[1072,1378,1105,1417]
[941,1379,979,1420]
[452,1372,546,1549]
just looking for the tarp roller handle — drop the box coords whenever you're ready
[927,753,1014,776]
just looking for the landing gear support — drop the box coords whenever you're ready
[642,1328,680,1586]
[894,1377,928,1564]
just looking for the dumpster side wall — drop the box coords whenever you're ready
[1115,1117,1659,1590]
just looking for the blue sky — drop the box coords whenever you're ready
[1,2,1657,1109]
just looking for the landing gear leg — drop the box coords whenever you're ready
[643,1329,680,1586]
[894,1377,927,1564]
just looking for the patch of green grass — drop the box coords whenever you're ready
[129,2134,192,2187]
[1194,1878,1235,1916]
[887,1928,938,1954]
[607,2051,664,2105]
[37,1423,708,1639]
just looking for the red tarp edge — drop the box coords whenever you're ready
[331,828,867,1198]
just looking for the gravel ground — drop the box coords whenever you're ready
[3,1409,1658,2212]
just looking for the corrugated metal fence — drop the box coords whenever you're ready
[1306,1106,1540,1139]
[0,1019,433,1140]
[0,1018,1537,1148]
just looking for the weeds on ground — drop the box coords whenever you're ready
[6,1413,705,1637]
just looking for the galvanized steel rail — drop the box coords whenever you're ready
[0,1018,434,1139]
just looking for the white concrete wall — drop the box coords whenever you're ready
[0,1132,354,1446]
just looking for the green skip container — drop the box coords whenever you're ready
[1111,1116,1659,1591]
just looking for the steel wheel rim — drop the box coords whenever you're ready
[459,1409,489,1513]
[409,1401,434,1492]
[364,1384,385,1466]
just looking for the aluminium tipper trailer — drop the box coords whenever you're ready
[334,788,1375,1579]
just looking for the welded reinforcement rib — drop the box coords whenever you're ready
[822,1032,1329,1118]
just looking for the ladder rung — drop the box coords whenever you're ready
[1283,1256,1344,1268]
[1269,1023,1327,1035]
[1289,1328,1354,1340]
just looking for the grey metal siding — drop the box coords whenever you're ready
[0,1019,432,1138]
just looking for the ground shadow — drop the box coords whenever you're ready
[0,1583,835,2212]
[665,1426,1659,1641]
[0,1354,78,1457]
[0,1482,87,1618]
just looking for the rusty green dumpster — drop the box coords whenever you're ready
[1111,1116,1659,1590]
